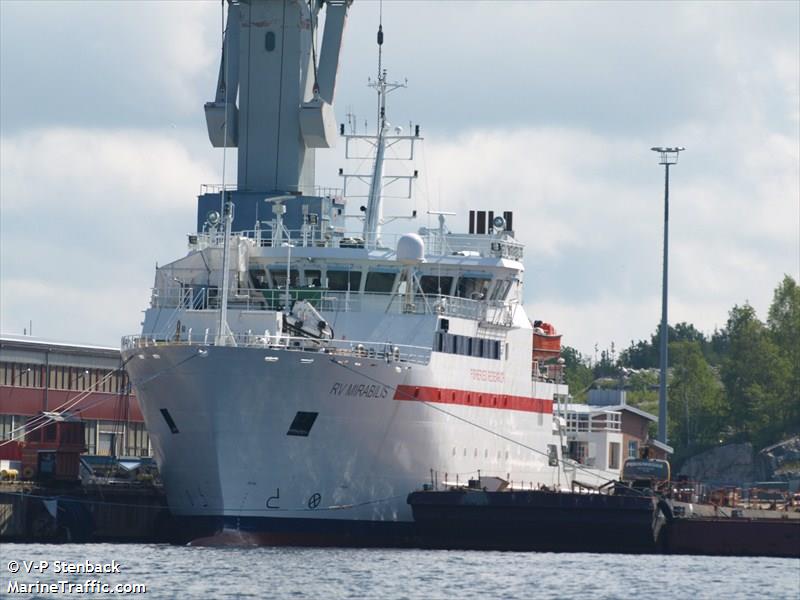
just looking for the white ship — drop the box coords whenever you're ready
[123,0,574,544]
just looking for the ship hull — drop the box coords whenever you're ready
[125,343,565,545]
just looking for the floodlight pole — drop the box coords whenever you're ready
[651,146,684,446]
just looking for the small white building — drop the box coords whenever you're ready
[556,389,667,487]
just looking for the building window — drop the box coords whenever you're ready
[628,440,639,459]
[125,422,151,457]
[569,441,588,464]
[547,444,559,467]
[84,420,97,455]
[97,421,122,456]
[609,442,621,470]
[0,415,26,441]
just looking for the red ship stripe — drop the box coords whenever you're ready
[393,385,553,414]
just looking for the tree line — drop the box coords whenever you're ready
[562,275,799,464]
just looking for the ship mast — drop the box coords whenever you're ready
[362,23,406,246]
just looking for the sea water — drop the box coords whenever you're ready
[1,544,798,599]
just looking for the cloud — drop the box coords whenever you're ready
[0,127,218,340]
[1,2,798,356]
[354,123,798,353]
[0,1,217,133]
[0,278,149,346]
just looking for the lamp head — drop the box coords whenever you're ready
[651,146,685,165]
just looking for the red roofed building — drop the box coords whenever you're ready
[0,334,150,460]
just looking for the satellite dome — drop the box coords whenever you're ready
[396,233,425,265]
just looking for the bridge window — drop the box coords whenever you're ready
[365,270,397,293]
[269,268,298,288]
[490,279,513,301]
[303,269,322,288]
[327,270,361,291]
[419,275,453,296]
[250,269,269,289]
[456,276,491,300]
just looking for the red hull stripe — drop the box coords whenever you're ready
[393,385,553,414]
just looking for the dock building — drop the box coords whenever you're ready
[0,335,149,460]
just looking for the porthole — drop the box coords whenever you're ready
[265,31,276,52]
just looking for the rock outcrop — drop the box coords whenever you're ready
[677,442,764,485]
[677,436,800,487]
[760,436,800,482]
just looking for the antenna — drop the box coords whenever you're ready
[337,5,422,247]
[377,0,384,77]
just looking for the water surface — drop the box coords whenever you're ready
[2,544,798,599]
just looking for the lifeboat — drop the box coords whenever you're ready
[532,320,561,360]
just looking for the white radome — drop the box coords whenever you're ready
[396,233,425,264]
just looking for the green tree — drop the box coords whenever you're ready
[561,346,593,401]
[620,338,657,369]
[767,274,800,434]
[592,347,618,378]
[625,369,659,417]
[620,321,712,369]
[720,304,790,445]
[668,341,727,460]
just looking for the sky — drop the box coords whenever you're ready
[1,0,798,359]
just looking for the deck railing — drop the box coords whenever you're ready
[121,333,431,366]
[192,228,523,260]
[150,287,516,326]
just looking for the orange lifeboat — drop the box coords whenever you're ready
[532,320,561,361]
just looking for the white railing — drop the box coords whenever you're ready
[560,415,622,433]
[121,333,431,366]
[150,286,516,325]
[192,228,523,260]
[424,233,524,261]
[199,184,343,198]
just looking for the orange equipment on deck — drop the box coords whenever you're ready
[532,320,562,361]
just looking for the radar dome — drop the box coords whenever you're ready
[396,233,425,265]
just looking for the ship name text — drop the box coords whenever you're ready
[330,382,390,399]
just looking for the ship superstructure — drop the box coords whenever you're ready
[123,0,572,544]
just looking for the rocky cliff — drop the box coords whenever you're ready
[677,436,800,487]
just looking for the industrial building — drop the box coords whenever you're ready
[0,335,149,460]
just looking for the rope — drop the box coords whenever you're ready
[0,350,196,448]
[328,357,640,491]
[0,365,127,447]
